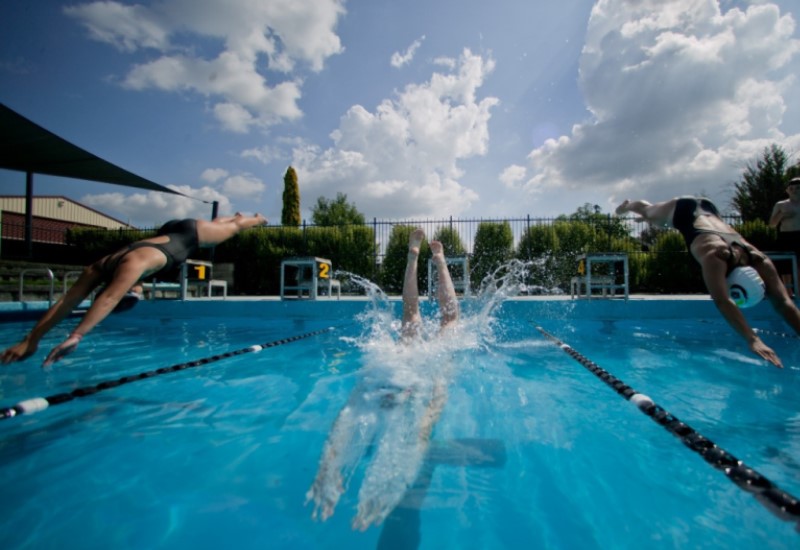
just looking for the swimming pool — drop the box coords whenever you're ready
[0,296,798,549]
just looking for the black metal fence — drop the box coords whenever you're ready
[2,213,748,261]
[3,213,762,296]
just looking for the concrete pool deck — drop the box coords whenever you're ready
[1,292,791,324]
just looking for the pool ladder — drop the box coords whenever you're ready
[18,268,54,307]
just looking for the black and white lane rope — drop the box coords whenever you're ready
[1,326,336,421]
[535,326,800,531]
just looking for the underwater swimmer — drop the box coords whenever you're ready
[306,228,460,530]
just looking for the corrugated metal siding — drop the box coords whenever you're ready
[0,197,130,229]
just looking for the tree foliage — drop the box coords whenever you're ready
[311,192,366,226]
[470,221,514,288]
[731,144,797,222]
[431,226,466,257]
[281,166,301,227]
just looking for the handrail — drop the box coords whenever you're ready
[63,270,82,295]
[19,268,54,306]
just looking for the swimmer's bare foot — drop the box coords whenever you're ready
[615,200,631,215]
[430,240,444,259]
[408,228,425,256]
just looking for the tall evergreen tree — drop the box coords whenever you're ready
[732,144,793,222]
[281,166,301,227]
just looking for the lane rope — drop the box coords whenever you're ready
[1,326,336,421]
[535,325,800,531]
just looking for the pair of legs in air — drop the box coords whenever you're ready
[401,228,460,339]
[307,228,461,530]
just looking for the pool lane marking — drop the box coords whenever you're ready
[535,325,800,531]
[0,326,336,421]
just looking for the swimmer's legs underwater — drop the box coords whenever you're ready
[307,227,459,530]
[306,391,381,521]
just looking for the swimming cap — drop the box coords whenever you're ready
[727,266,765,308]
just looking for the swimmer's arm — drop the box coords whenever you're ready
[615,200,672,227]
[69,266,144,339]
[1,266,104,364]
[701,255,782,368]
[43,263,145,366]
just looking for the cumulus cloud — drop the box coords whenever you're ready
[500,165,527,188]
[391,36,425,68]
[201,168,229,183]
[65,0,345,131]
[241,144,289,165]
[511,0,800,207]
[221,173,266,197]
[291,49,498,219]
[81,185,233,227]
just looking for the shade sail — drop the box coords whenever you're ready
[0,103,184,195]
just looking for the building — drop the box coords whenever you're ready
[0,195,134,245]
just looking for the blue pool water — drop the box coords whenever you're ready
[0,297,798,549]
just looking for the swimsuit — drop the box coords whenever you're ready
[776,230,800,257]
[99,219,199,282]
[672,197,757,272]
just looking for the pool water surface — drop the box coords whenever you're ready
[0,298,798,549]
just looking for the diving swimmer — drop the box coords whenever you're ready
[1,213,267,367]
[306,228,460,530]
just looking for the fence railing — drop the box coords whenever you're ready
[2,213,747,261]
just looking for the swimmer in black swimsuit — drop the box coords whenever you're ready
[616,197,800,368]
[1,213,267,367]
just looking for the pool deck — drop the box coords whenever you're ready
[2,292,789,324]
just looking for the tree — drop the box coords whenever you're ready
[559,203,629,243]
[281,166,301,227]
[431,226,466,257]
[732,144,796,222]
[311,192,366,226]
[470,221,514,289]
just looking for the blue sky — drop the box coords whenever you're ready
[1,0,799,227]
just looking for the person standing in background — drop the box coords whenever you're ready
[769,177,800,293]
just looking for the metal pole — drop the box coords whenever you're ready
[25,172,34,259]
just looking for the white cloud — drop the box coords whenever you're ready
[500,165,527,188]
[81,185,233,227]
[518,0,800,206]
[221,174,266,198]
[65,0,345,130]
[241,144,287,165]
[291,49,498,219]
[391,36,425,68]
[201,168,229,183]
[63,2,169,52]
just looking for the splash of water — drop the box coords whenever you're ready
[308,263,533,529]
[336,260,533,350]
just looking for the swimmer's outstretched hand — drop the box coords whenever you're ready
[43,333,83,367]
[1,339,37,364]
[750,338,783,368]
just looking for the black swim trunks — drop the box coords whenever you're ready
[672,197,757,272]
[99,219,199,282]
[776,230,800,258]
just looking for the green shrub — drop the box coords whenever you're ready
[471,221,514,288]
